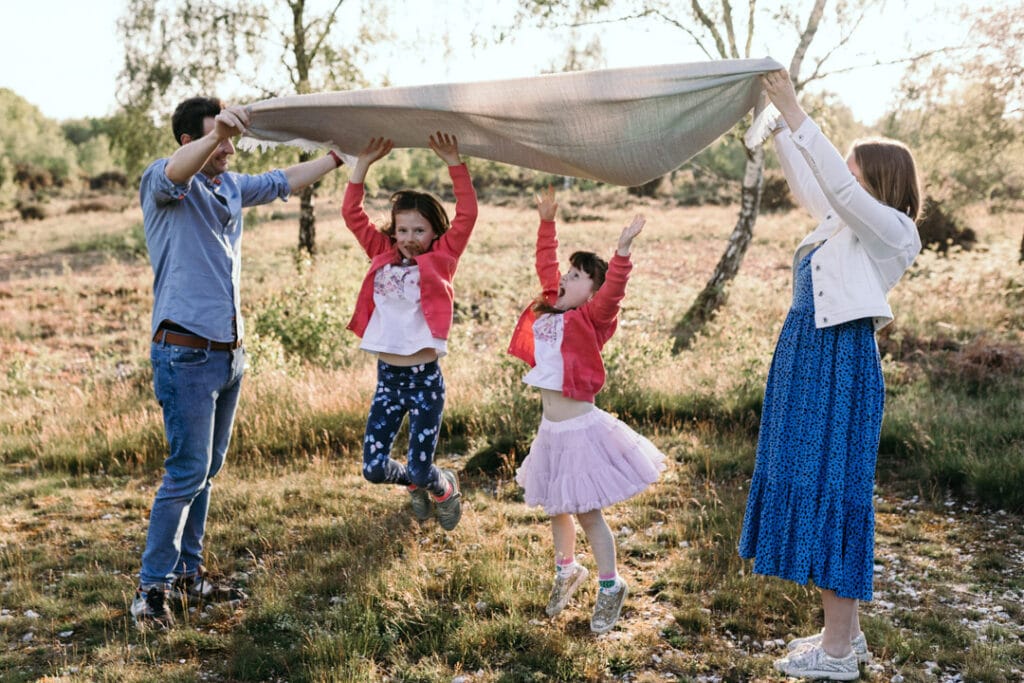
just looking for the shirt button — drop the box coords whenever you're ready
[823,317,829,323]
[818,291,824,296]
[815,265,820,271]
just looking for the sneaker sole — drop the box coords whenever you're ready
[545,567,589,617]
[777,665,859,681]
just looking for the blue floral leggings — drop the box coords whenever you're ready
[362,360,446,496]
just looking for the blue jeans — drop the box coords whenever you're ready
[139,342,245,588]
[362,360,446,496]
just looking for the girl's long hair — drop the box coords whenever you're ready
[532,251,608,314]
[381,189,451,239]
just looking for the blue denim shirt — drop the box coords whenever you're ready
[141,158,291,342]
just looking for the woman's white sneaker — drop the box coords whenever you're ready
[787,629,871,663]
[774,643,859,681]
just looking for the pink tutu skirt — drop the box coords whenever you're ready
[515,408,667,515]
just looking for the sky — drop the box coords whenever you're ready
[0,0,983,125]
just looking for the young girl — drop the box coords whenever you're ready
[342,132,478,532]
[509,187,666,634]
[739,70,921,680]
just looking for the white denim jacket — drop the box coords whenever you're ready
[774,117,921,330]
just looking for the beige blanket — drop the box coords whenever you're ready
[240,57,782,186]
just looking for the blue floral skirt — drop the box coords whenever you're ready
[738,249,884,601]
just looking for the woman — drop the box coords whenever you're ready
[739,69,921,681]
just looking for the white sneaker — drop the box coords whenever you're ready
[774,643,859,681]
[545,563,589,617]
[788,629,871,663]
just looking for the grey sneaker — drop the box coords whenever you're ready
[545,563,589,617]
[130,586,174,629]
[774,643,859,681]
[433,469,462,531]
[590,578,628,634]
[788,629,871,663]
[409,486,432,521]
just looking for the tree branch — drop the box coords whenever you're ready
[797,45,970,89]
[797,4,869,87]
[744,0,755,58]
[691,0,729,59]
[306,0,345,63]
[789,0,825,79]
[549,8,718,61]
[720,0,739,58]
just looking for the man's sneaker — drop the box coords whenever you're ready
[170,566,247,607]
[545,563,589,617]
[590,577,628,634]
[774,643,859,681]
[130,586,174,629]
[409,486,433,521]
[433,469,462,531]
[788,629,871,663]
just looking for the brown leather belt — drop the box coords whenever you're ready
[153,328,241,351]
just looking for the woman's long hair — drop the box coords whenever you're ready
[851,138,921,222]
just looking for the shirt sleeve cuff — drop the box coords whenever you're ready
[790,117,823,149]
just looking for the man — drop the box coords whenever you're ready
[131,97,344,628]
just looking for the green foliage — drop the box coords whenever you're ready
[114,0,374,185]
[887,5,1024,210]
[887,79,1024,209]
[0,88,81,205]
[63,222,148,259]
[252,262,359,369]
[107,105,174,181]
[880,345,1024,511]
[62,117,122,176]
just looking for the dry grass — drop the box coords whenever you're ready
[1,190,1023,681]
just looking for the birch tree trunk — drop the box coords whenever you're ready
[669,0,825,352]
[671,145,764,351]
[298,154,317,254]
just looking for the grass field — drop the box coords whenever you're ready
[1,187,1022,681]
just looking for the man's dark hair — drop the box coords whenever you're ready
[171,97,224,146]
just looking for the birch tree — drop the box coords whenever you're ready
[117,0,376,254]
[512,0,884,350]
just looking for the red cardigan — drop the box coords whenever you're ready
[507,218,632,402]
[342,163,478,340]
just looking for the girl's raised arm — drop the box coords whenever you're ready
[428,131,462,166]
[616,215,645,256]
[536,185,557,222]
[348,137,394,184]
[534,186,561,295]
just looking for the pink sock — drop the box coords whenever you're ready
[431,480,453,502]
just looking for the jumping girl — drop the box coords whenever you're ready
[510,186,666,634]
[342,132,478,531]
